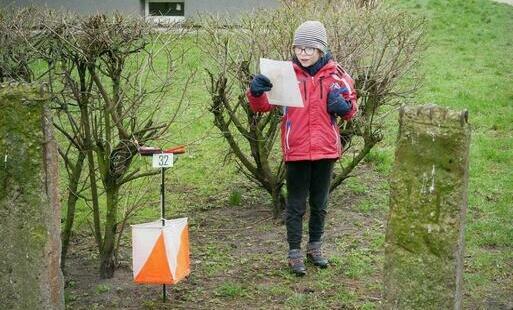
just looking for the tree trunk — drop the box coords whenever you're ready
[99,185,119,279]
[77,75,103,251]
[61,152,86,269]
[87,149,103,251]
[270,186,286,220]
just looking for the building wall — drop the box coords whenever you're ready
[0,0,144,15]
[0,0,280,17]
[183,0,279,18]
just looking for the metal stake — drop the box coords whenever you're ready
[161,167,166,225]
[160,167,166,303]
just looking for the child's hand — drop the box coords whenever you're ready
[250,74,273,97]
[327,84,352,116]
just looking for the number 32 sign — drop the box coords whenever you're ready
[152,153,174,168]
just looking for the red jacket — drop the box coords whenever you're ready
[246,60,357,162]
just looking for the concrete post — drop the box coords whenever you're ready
[0,83,64,310]
[384,105,471,309]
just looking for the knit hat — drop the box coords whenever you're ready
[293,21,328,53]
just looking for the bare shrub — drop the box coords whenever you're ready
[5,10,193,278]
[198,0,425,216]
[0,7,44,82]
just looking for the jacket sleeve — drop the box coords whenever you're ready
[246,89,274,113]
[333,66,358,121]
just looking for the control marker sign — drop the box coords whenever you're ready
[152,153,173,168]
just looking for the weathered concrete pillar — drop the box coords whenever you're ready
[384,105,470,309]
[0,83,64,309]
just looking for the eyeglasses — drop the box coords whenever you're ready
[293,46,316,56]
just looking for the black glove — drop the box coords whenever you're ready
[327,86,352,116]
[250,74,273,97]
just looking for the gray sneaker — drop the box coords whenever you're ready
[288,249,306,276]
[306,242,329,268]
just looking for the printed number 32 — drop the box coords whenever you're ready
[153,153,173,168]
[159,155,169,166]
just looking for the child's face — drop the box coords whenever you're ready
[294,46,322,67]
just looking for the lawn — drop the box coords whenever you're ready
[395,0,513,306]
[63,0,513,308]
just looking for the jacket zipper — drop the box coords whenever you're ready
[286,120,291,151]
[319,77,324,99]
[302,80,307,101]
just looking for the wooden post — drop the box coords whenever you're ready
[384,105,470,309]
[0,83,64,310]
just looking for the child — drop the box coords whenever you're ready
[246,21,358,276]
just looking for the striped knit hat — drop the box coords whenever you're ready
[293,21,328,53]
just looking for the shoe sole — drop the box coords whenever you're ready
[292,270,307,277]
[306,259,329,269]
[289,265,307,277]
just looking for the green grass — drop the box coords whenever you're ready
[388,0,513,305]
[345,178,368,194]
[214,282,249,298]
[228,190,242,207]
[355,199,379,214]
[363,147,394,174]
[336,288,358,304]
[195,243,234,277]
[94,284,110,294]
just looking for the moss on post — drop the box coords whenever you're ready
[384,105,470,309]
[0,82,64,309]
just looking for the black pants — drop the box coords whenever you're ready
[285,159,335,250]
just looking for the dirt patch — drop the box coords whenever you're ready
[65,205,382,308]
[63,165,387,309]
[62,164,511,309]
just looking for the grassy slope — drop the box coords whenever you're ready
[389,0,513,305]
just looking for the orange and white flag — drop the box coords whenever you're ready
[132,218,190,284]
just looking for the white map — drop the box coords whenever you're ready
[259,58,304,107]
